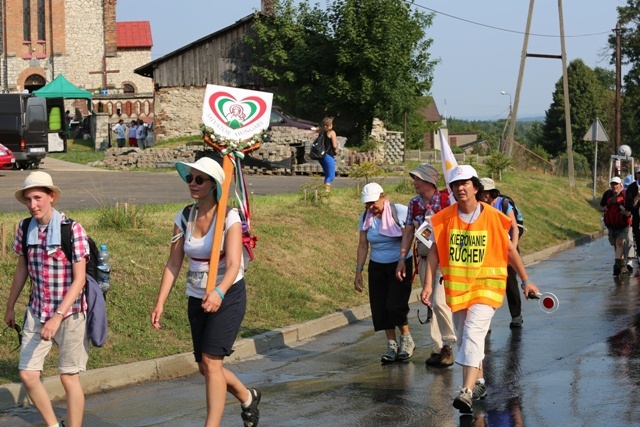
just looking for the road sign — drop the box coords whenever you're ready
[583,118,609,142]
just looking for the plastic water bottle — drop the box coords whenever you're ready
[97,245,111,293]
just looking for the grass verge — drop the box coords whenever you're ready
[0,172,602,384]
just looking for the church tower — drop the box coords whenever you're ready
[0,0,151,96]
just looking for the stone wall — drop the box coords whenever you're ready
[154,86,205,140]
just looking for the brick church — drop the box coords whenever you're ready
[0,0,153,120]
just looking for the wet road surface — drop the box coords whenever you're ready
[1,237,639,426]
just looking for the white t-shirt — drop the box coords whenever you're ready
[174,208,244,299]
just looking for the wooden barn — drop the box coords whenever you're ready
[134,1,274,139]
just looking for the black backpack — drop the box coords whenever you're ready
[309,131,328,160]
[499,195,525,237]
[21,218,101,282]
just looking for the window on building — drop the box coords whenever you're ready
[37,0,45,41]
[23,0,31,41]
[123,83,135,94]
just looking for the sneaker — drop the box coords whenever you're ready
[425,351,442,366]
[241,388,261,427]
[381,340,398,363]
[627,262,634,273]
[397,335,415,361]
[453,388,473,414]
[509,315,523,328]
[472,382,487,400]
[439,345,454,366]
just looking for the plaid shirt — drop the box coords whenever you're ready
[406,189,451,228]
[13,215,89,322]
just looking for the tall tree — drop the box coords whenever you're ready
[541,59,609,164]
[246,0,437,144]
[610,1,640,149]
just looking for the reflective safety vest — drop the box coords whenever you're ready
[431,202,512,312]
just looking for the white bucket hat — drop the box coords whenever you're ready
[15,171,62,205]
[175,157,225,200]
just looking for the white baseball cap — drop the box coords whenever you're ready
[449,165,478,184]
[361,183,384,204]
[610,176,622,185]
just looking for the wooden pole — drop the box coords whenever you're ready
[205,154,235,293]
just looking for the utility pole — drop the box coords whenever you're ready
[615,21,622,149]
[506,0,574,187]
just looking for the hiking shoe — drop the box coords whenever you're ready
[381,340,398,363]
[453,388,473,414]
[425,351,442,366]
[397,335,415,361]
[241,388,261,427]
[509,316,523,328]
[472,382,488,400]
[439,345,454,366]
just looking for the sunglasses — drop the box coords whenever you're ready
[417,306,433,325]
[185,174,212,185]
[2,324,22,351]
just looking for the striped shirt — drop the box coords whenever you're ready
[13,215,89,322]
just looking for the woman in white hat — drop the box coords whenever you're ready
[151,157,260,427]
[354,182,415,363]
[5,171,91,427]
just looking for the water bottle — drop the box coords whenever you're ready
[97,245,111,293]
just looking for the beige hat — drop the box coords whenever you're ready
[361,182,384,204]
[479,177,496,191]
[409,163,439,186]
[175,157,225,200]
[15,171,62,205]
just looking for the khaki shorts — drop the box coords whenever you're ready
[19,307,89,374]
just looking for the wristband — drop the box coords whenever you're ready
[214,287,225,300]
[355,266,364,271]
[55,310,64,317]
[520,280,530,289]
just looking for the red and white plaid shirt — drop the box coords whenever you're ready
[13,215,89,322]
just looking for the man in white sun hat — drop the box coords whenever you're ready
[421,164,539,415]
[5,171,91,427]
[601,176,633,276]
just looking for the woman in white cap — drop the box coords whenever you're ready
[151,157,261,427]
[421,165,539,415]
[355,182,415,363]
[5,171,91,427]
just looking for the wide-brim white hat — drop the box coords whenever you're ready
[15,171,62,205]
[175,157,225,200]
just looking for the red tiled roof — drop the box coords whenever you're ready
[116,21,153,48]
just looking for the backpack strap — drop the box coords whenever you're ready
[21,217,74,266]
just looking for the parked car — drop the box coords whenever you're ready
[0,142,16,169]
[270,106,318,130]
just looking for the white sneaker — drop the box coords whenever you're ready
[397,335,415,361]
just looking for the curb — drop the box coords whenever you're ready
[0,230,603,411]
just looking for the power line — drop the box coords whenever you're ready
[408,1,612,39]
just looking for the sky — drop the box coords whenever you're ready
[117,0,623,120]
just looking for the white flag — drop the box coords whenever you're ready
[439,131,458,204]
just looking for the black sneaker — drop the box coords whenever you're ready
[241,388,261,427]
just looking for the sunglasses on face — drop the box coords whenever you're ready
[185,174,212,185]
[3,324,22,351]
[417,306,433,325]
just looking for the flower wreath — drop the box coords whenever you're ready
[200,124,268,157]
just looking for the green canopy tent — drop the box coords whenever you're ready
[33,74,92,99]
[33,74,93,152]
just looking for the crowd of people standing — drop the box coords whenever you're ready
[111,119,153,149]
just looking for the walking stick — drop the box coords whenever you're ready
[203,133,262,293]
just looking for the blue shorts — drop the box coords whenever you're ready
[188,278,247,362]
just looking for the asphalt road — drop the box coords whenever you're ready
[0,158,400,213]
[1,237,639,426]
